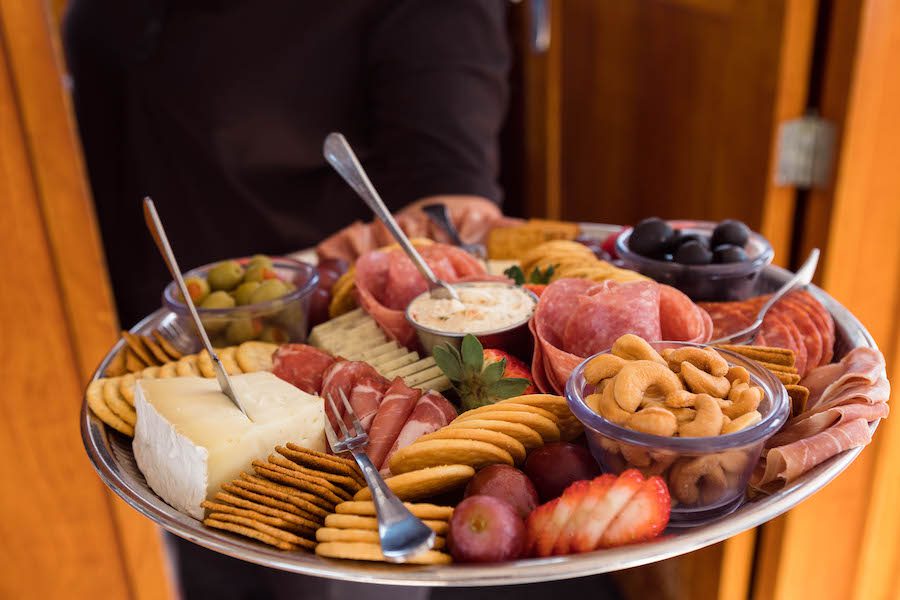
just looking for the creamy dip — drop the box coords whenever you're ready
[407,283,536,334]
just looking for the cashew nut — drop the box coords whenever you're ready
[721,410,762,434]
[681,361,731,398]
[670,407,696,423]
[666,347,728,377]
[640,397,666,410]
[613,360,683,412]
[677,394,724,437]
[620,443,652,467]
[725,365,750,385]
[665,389,697,408]
[728,381,750,401]
[718,450,750,474]
[669,456,728,505]
[612,334,667,365]
[584,353,628,385]
[722,385,763,419]
[626,406,678,436]
[590,381,633,425]
[645,452,678,476]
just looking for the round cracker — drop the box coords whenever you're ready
[152,329,183,360]
[141,365,160,379]
[85,379,134,436]
[236,341,279,373]
[315,527,447,549]
[325,513,448,535]
[335,501,453,521]
[454,410,559,443]
[457,403,558,424]
[141,335,171,364]
[158,361,178,378]
[176,354,200,377]
[103,377,136,426]
[445,418,543,450]
[197,350,218,378]
[220,346,243,375]
[119,373,137,406]
[315,542,451,565]
[498,395,583,441]
[353,465,475,502]
[388,439,513,475]
[121,331,156,366]
[417,427,526,464]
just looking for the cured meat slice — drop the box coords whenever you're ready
[659,285,709,342]
[321,361,386,420]
[562,281,662,357]
[381,391,458,472]
[792,291,835,364]
[347,376,391,432]
[769,401,890,448]
[802,347,888,412]
[353,243,494,346]
[366,378,422,469]
[533,278,594,348]
[760,312,807,376]
[272,344,336,395]
[776,296,823,369]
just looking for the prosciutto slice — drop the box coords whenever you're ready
[752,347,890,490]
[354,243,497,346]
[347,376,391,432]
[529,278,712,394]
[272,344,336,394]
[366,378,422,469]
[320,361,386,422]
[380,390,458,473]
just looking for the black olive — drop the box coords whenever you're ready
[629,218,675,257]
[669,232,708,252]
[674,240,713,265]
[711,220,751,248]
[713,244,748,263]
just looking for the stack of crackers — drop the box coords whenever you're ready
[104,330,184,376]
[487,219,579,260]
[202,444,364,551]
[519,240,648,284]
[86,340,278,436]
[716,344,810,417]
[352,395,580,501]
[316,501,453,564]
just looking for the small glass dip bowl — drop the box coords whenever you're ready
[565,341,789,525]
[163,257,318,351]
[615,219,773,302]
[405,282,538,358]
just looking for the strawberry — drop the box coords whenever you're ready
[601,228,625,259]
[525,469,671,557]
[433,334,534,411]
[599,476,670,547]
[523,283,547,297]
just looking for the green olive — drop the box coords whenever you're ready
[199,290,236,309]
[177,276,210,304]
[247,254,274,270]
[249,279,289,304]
[226,318,262,345]
[232,281,261,305]
[207,260,244,291]
[259,325,289,344]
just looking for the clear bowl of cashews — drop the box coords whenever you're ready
[565,334,789,525]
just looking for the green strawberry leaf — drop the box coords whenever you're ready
[481,358,506,385]
[503,265,526,285]
[487,377,531,399]
[529,264,556,284]
[461,334,484,373]
[432,344,463,381]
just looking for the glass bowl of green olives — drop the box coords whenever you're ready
[162,255,319,349]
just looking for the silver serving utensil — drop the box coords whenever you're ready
[323,133,461,302]
[421,203,487,259]
[324,390,435,561]
[711,248,821,345]
[143,197,252,420]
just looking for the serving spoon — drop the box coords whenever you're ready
[421,202,487,259]
[710,248,820,345]
[323,132,461,302]
[143,197,252,420]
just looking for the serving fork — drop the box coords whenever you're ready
[323,390,436,561]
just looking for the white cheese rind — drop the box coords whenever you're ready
[132,372,325,520]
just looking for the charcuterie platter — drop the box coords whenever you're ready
[82,219,890,586]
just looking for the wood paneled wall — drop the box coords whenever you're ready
[0,0,173,598]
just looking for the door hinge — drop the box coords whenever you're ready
[774,114,836,190]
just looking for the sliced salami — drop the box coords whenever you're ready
[659,285,709,342]
[272,344,336,395]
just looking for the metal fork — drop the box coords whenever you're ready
[323,390,435,561]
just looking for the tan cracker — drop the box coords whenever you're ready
[353,465,475,502]
[315,542,450,565]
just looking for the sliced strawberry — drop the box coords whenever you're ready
[531,479,591,557]
[525,497,559,556]
[599,476,671,548]
[570,469,644,553]
[552,474,616,555]
[524,283,547,298]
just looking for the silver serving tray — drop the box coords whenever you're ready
[82,231,881,587]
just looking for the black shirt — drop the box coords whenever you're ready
[64,0,510,326]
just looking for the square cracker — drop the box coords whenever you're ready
[283,443,364,483]
[253,462,349,503]
[205,513,316,549]
[270,453,361,494]
[214,490,323,524]
[231,477,332,515]
[200,500,317,534]
[204,518,300,551]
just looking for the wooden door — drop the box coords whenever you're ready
[0,0,173,598]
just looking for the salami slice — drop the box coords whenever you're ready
[760,312,807,376]
[792,291,835,364]
[321,361,387,421]
[779,296,824,369]
[659,285,709,342]
[272,344,336,395]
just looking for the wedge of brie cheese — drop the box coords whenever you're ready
[133,371,325,519]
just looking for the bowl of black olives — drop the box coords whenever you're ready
[162,255,319,349]
[615,219,773,301]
